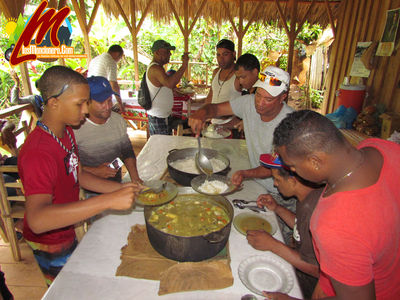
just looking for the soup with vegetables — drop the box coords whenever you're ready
[148,195,230,237]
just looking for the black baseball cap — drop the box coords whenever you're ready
[216,39,235,52]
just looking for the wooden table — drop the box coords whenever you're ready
[42,135,303,300]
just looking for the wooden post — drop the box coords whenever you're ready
[237,0,244,57]
[18,63,32,96]
[130,0,140,90]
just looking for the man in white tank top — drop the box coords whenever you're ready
[146,40,189,135]
[205,39,241,104]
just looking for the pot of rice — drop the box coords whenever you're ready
[166,148,230,186]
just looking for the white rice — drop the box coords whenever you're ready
[198,180,228,194]
[170,157,226,174]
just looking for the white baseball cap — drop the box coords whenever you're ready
[253,66,290,97]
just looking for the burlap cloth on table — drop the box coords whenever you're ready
[116,224,233,295]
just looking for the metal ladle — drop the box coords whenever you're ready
[195,136,213,177]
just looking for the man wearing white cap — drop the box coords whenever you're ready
[189,66,295,243]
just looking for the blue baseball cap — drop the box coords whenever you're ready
[87,76,119,102]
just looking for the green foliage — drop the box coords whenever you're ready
[310,88,324,109]
[296,22,323,45]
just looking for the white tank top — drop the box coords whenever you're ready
[211,68,241,104]
[146,62,174,118]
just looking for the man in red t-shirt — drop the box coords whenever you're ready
[270,110,400,300]
[18,66,140,286]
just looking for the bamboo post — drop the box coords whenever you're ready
[18,63,32,96]
[130,0,140,90]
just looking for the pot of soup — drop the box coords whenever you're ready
[167,148,230,186]
[144,190,233,262]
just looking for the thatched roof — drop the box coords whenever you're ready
[99,0,343,28]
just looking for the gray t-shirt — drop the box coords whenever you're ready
[230,94,294,192]
[73,112,135,182]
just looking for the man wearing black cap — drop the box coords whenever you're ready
[205,39,241,105]
[74,76,141,184]
[146,40,189,135]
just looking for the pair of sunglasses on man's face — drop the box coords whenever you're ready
[258,73,283,87]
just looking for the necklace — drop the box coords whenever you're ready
[326,150,365,193]
[36,121,78,180]
[216,68,234,100]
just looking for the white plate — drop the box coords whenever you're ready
[211,116,233,125]
[238,255,294,295]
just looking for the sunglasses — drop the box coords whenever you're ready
[258,73,283,87]
[45,84,69,103]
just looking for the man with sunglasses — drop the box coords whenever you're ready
[189,66,296,243]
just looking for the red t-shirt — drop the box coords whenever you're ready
[18,126,80,244]
[310,138,400,299]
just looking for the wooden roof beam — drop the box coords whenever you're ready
[243,0,340,3]
[136,0,154,33]
[167,0,185,35]
[188,0,207,36]
[243,0,265,34]
[324,0,336,37]
[295,0,316,35]
[274,0,290,37]
[111,0,132,32]
[221,0,239,36]
[87,0,102,33]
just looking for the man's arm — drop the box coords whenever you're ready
[123,157,142,183]
[82,163,117,179]
[149,53,189,89]
[188,101,233,136]
[231,166,272,186]
[24,185,137,234]
[109,81,125,113]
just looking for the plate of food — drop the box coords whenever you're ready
[136,180,178,206]
[233,212,277,236]
[191,174,238,196]
[202,124,231,139]
[238,255,294,295]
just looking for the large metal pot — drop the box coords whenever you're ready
[144,191,233,262]
[166,148,230,186]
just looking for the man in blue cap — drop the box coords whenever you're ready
[74,76,141,185]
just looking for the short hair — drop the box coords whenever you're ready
[108,44,123,55]
[235,53,260,71]
[216,39,235,52]
[273,110,346,157]
[37,66,87,104]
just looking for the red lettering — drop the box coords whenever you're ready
[10,1,71,66]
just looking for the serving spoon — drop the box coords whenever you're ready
[233,200,266,213]
[195,136,213,177]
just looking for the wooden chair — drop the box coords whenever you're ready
[0,165,25,261]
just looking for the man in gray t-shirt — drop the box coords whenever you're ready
[74,76,141,184]
[189,66,295,243]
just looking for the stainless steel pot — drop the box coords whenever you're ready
[144,190,233,262]
[166,148,230,186]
